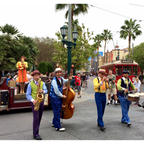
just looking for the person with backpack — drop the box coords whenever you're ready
[117,70,137,127]
[93,69,109,132]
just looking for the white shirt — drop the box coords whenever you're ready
[134,80,141,92]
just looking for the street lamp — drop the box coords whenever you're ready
[60,25,78,75]
[60,25,68,39]
[115,44,120,60]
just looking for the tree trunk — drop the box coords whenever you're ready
[104,41,106,63]
[97,47,99,72]
[128,35,131,59]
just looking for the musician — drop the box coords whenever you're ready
[107,70,118,105]
[16,56,28,94]
[50,68,71,132]
[93,69,109,131]
[26,70,47,140]
[117,70,136,127]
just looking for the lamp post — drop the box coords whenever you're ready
[60,25,78,75]
[115,44,120,61]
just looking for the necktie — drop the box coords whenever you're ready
[36,81,38,85]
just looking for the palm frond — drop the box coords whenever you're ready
[55,4,68,11]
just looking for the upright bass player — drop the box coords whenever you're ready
[49,68,72,132]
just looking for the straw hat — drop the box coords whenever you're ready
[98,69,106,74]
[31,70,41,76]
[54,68,62,73]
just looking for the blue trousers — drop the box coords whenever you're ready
[118,95,131,124]
[95,92,106,127]
[50,97,62,129]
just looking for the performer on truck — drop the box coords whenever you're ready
[16,56,28,94]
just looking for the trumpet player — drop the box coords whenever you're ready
[26,70,47,140]
[93,69,109,132]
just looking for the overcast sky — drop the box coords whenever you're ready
[0,0,144,52]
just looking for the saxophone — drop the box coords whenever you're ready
[34,79,44,111]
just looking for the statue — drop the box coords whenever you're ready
[16,56,28,94]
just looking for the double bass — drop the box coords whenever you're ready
[61,74,75,119]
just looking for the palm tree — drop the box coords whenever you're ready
[120,18,142,57]
[93,34,103,72]
[101,29,113,63]
[56,4,89,21]
[0,24,19,35]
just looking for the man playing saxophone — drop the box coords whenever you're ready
[26,70,47,140]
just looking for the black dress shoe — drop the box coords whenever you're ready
[33,135,42,140]
[138,104,142,107]
[127,123,131,128]
[99,127,105,132]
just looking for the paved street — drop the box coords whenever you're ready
[0,77,144,140]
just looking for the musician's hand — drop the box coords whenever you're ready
[102,77,106,82]
[62,104,66,108]
[62,95,67,98]
[124,89,128,93]
[48,79,51,83]
[135,88,138,92]
[105,78,109,82]
[39,90,44,93]
[68,76,72,80]
[33,100,37,105]
[113,80,115,83]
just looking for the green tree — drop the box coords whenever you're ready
[131,42,144,71]
[38,61,54,74]
[93,34,103,71]
[34,37,55,65]
[0,24,39,71]
[120,18,142,57]
[93,34,103,53]
[0,24,19,35]
[101,29,113,62]
[56,4,89,21]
